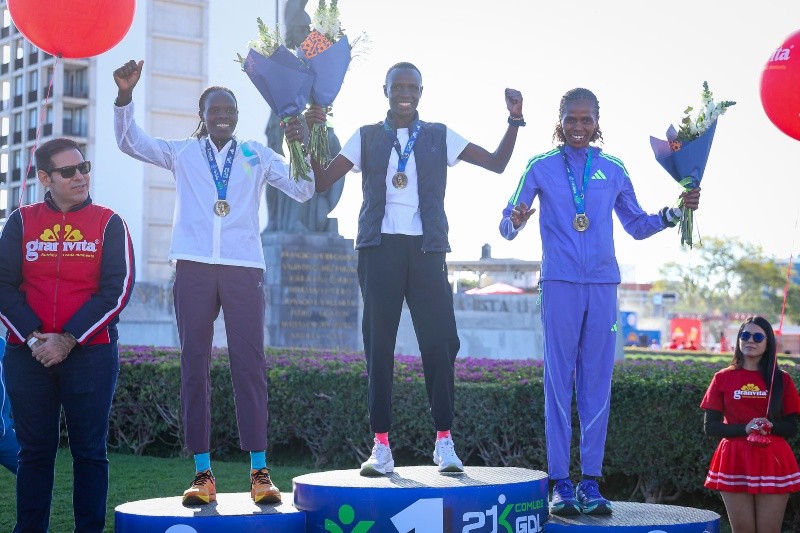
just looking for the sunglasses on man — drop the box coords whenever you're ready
[739,331,766,343]
[48,161,91,179]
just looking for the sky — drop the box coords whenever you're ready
[210,0,800,284]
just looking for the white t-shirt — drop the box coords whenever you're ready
[339,126,469,236]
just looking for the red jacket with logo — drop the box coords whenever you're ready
[0,193,135,346]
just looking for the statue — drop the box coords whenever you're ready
[264,0,345,234]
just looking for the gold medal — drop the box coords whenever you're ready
[573,214,589,232]
[392,172,408,189]
[214,200,231,217]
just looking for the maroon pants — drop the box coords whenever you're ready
[173,260,268,453]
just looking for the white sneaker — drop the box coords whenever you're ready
[360,438,394,476]
[433,437,464,473]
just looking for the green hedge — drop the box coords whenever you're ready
[110,346,800,527]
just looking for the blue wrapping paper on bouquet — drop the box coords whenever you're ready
[244,45,313,117]
[650,121,717,248]
[650,120,716,190]
[297,33,351,165]
[298,34,351,107]
[243,46,314,180]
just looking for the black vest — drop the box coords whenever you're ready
[356,118,450,252]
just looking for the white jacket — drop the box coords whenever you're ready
[114,102,314,270]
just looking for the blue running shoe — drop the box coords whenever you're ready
[550,479,580,516]
[576,479,612,515]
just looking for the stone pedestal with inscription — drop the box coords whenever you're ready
[262,232,360,350]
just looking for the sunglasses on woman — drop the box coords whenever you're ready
[48,161,91,179]
[739,331,766,343]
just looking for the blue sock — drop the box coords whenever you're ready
[250,451,267,470]
[194,452,211,473]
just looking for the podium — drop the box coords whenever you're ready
[547,501,720,532]
[294,466,549,532]
[115,467,720,532]
[114,492,304,532]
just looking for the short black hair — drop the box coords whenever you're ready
[385,62,422,85]
[35,138,84,173]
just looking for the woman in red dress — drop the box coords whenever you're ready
[701,315,800,532]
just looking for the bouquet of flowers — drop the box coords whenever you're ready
[237,17,314,181]
[650,82,735,248]
[296,0,354,166]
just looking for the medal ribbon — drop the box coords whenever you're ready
[560,146,593,217]
[383,120,422,174]
[204,138,237,201]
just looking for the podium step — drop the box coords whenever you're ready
[293,465,549,532]
[114,492,304,532]
[547,501,720,532]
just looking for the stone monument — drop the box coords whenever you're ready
[261,0,359,350]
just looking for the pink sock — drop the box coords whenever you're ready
[437,430,451,441]
[375,432,389,446]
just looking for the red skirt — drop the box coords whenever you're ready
[705,436,800,494]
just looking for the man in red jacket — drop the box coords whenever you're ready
[0,138,135,533]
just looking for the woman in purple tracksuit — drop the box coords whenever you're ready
[499,88,700,516]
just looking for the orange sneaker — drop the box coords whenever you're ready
[182,469,216,505]
[250,468,281,504]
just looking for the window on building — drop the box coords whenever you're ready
[64,68,88,98]
[25,182,36,204]
[12,75,22,107]
[11,112,21,143]
[63,107,87,136]
[27,69,38,102]
[10,149,21,182]
[13,38,23,69]
[25,155,35,178]
[0,116,8,147]
[8,186,19,212]
[27,108,38,140]
[43,105,52,135]
[27,107,37,128]
[42,70,53,93]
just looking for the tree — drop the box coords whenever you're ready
[653,236,800,323]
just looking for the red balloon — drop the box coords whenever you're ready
[8,0,135,59]
[761,30,800,141]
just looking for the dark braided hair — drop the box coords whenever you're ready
[192,86,238,138]
[552,88,603,145]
